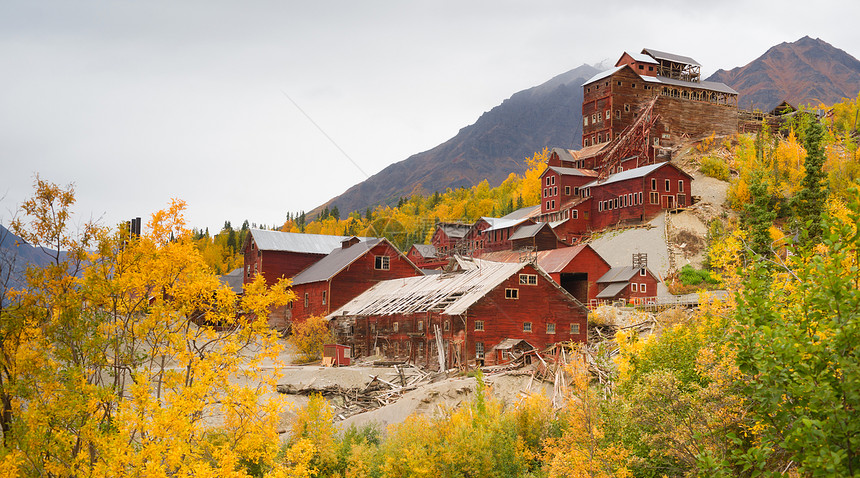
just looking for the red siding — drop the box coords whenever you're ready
[336,264,587,367]
[290,242,421,322]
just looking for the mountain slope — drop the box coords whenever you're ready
[323,64,599,215]
[707,36,860,111]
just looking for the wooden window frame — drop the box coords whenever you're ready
[678,180,684,193]
[374,255,390,270]
[475,342,484,359]
[523,321,532,332]
[474,320,484,331]
[571,323,580,335]
[505,288,519,300]
[650,192,659,204]
[519,274,538,285]
[547,323,556,334]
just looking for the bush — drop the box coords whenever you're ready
[700,155,730,181]
[289,315,334,363]
[677,265,719,287]
[589,305,618,326]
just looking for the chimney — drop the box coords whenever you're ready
[341,236,360,249]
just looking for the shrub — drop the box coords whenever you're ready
[289,315,334,363]
[700,155,730,181]
[678,265,718,287]
[589,305,618,326]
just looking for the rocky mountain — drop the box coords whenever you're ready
[0,224,62,294]
[707,36,860,111]
[321,64,600,215]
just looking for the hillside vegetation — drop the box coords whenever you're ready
[2,96,858,476]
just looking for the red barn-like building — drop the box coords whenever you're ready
[243,229,356,287]
[596,265,660,306]
[328,259,588,367]
[480,244,611,305]
[289,237,422,322]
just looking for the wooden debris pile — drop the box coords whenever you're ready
[277,365,436,421]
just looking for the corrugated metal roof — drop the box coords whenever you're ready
[641,75,738,95]
[642,48,701,67]
[623,51,658,64]
[509,223,547,241]
[411,244,437,258]
[492,338,535,351]
[437,223,471,239]
[582,65,625,86]
[249,229,359,255]
[581,162,668,189]
[292,238,392,285]
[596,266,640,284]
[547,166,600,177]
[219,268,245,294]
[596,282,628,299]
[499,205,541,221]
[480,245,594,275]
[484,216,532,233]
[328,261,527,317]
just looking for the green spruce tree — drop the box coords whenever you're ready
[793,118,828,244]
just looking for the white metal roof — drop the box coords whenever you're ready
[640,75,738,95]
[248,229,361,255]
[580,162,667,189]
[328,261,527,317]
[582,65,625,86]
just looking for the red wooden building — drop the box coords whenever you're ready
[243,229,357,287]
[595,265,660,306]
[480,244,611,305]
[581,48,738,154]
[327,259,588,367]
[579,161,693,230]
[406,244,447,270]
[431,222,472,256]
[288,237,422,322]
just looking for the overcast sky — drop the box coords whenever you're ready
[2,1,858,234]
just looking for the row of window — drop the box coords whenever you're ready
[381,319,452,335]
[660,87,735,105]
[631,282,648,293]
[598,192,644,212]
[651,178,685,193]
[544,185,578,199]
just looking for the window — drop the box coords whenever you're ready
[418,320,424,331]
[651,178,657,190]
[638,192,643,204]
[624,104,630,112]
[546,201,551,210]
[551,200,555,209]
[476,342,484,359]
[444,320,450,331]
[584,117,588,126]
[598,201,603,212]
[523,322,532,332]
[631,83,636,88]
[475,320,484,331]
[614,198,619,209]
[631,283,638,292]
[572,209,578,219]
[565,186,571,195]
[571,323,580,335]
[597,133,602,143]
[547,323,556,334]
[505,288,519,299]
[622,195,627,207]
[641,283,647,294]
[553,186,558,195]
[551,176,556,185]
[653,137,660,146]
[678,194,686,207]
[640,268,647,276]
[617,81,621,86]
[605,110,610,120]
[592,113,597,123]
[546,177,551,186]
[519,274,538,285]
[374,256,390,270]
[615,110,621,119]
[665,179,671,192]
[322,291,326,305]
[650,192,659,204]
[606,132,611,141]
[628,193,633,206]
[678,180,684,193]
[393,321,399,332]
[304,293,308,308]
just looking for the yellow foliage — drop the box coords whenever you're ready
[289,316,333,363]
